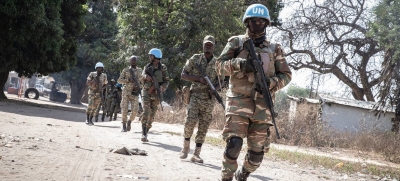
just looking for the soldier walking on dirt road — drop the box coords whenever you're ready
[179,35,224,163]
[85,62,108,125]
[140,48,170,142]
[215,4,292,181]
[117,56,143,132]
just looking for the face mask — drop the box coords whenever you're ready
[249,21,265,34]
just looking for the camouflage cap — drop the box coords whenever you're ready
[203,35,215,44]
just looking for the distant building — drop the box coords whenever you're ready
[288,94,394,133]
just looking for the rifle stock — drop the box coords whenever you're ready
[194,63,225,109]
[243,38,281,139]
[145,66,163,111]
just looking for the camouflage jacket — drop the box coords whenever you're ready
[118,66,143,95]
[87,71,108,95]
[183,53,224,100]
[141,63,170,97]
[216,34,292,120]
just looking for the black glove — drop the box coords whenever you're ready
[239,59,254,73]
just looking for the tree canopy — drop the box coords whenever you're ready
[0,0,87,99]
[370,0,400,111]
[277,0,382,101]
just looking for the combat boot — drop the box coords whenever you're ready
[113,113,117,121]
[191,147,203,163]
[108,112,112,122]
[88,116,94,125]
[85,114,90,125]
[121,122,127,132]
[141,126,148,142]
[179,140,190,159]
[101,113,105,122]
[127,121,132,131]
[234,167,251,181]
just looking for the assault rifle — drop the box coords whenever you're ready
[145,65,163,111]
[194,63,225,110]
[243,38,280,139]
[129,68,141,96]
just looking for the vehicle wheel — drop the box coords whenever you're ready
[25,88,40,100]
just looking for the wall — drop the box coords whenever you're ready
[321,103,393,133]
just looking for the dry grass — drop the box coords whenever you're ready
[155,97,400,178]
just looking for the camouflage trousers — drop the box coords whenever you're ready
[221,115,270,179]
[140,93,160,129]
[86,93,101,116]
[109,100,120,114]
[105,97,113,115]
[183,95,214,144]
[121,93,139,123]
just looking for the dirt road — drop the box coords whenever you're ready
[0,100,394,181]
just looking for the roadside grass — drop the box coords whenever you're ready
[158,97,400,179]
[267,147,400,179]
[162,130,400,179]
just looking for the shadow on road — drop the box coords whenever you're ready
[0,100,85,123]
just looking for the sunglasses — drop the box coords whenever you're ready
[249,17,268,24]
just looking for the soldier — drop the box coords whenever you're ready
[216,4,292,181]
[86,62,108,125]
[117,56,143,132]
[105,79,116,117]
[179,35,224,163]
[109,83,123,122]
[140,48,170,142]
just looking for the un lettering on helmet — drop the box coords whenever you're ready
[242,4,271,25]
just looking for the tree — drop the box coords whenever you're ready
[277,0,382,101]
[0,0,87,99]
[59,0,119,104]
[113,0,283,101]
[370,0,400,132]
[275,84,310,111]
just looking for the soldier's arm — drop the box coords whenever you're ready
[140,66,147,83]
[215,37,247,76]
[117,69,129,84]
[86,73,95,86]
[269,45,292,92]
[181,55,202,83]
[161,64,170,89]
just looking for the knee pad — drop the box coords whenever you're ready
[224,137,243,160]
[246,150,264,166]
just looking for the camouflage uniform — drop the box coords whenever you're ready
[105,82,116,117]
[86,71,108,117]
[109,87,122,121]
[216,33,292,179]
[183,53,222,143]
[117,66,142,131]
[140,63,170,134]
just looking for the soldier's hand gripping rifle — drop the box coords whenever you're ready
[194,63,225,110]
[145,66,163,111]
[243,38,280,139]
[129,68,141,97]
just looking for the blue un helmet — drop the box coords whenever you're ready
[242,4,271,25]
[148,48,162,59]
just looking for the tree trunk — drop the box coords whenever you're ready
[69,78,87,104]
[0,72,9,99]
[393,88,400,133]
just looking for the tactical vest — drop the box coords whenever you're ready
[227,35,278,98]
